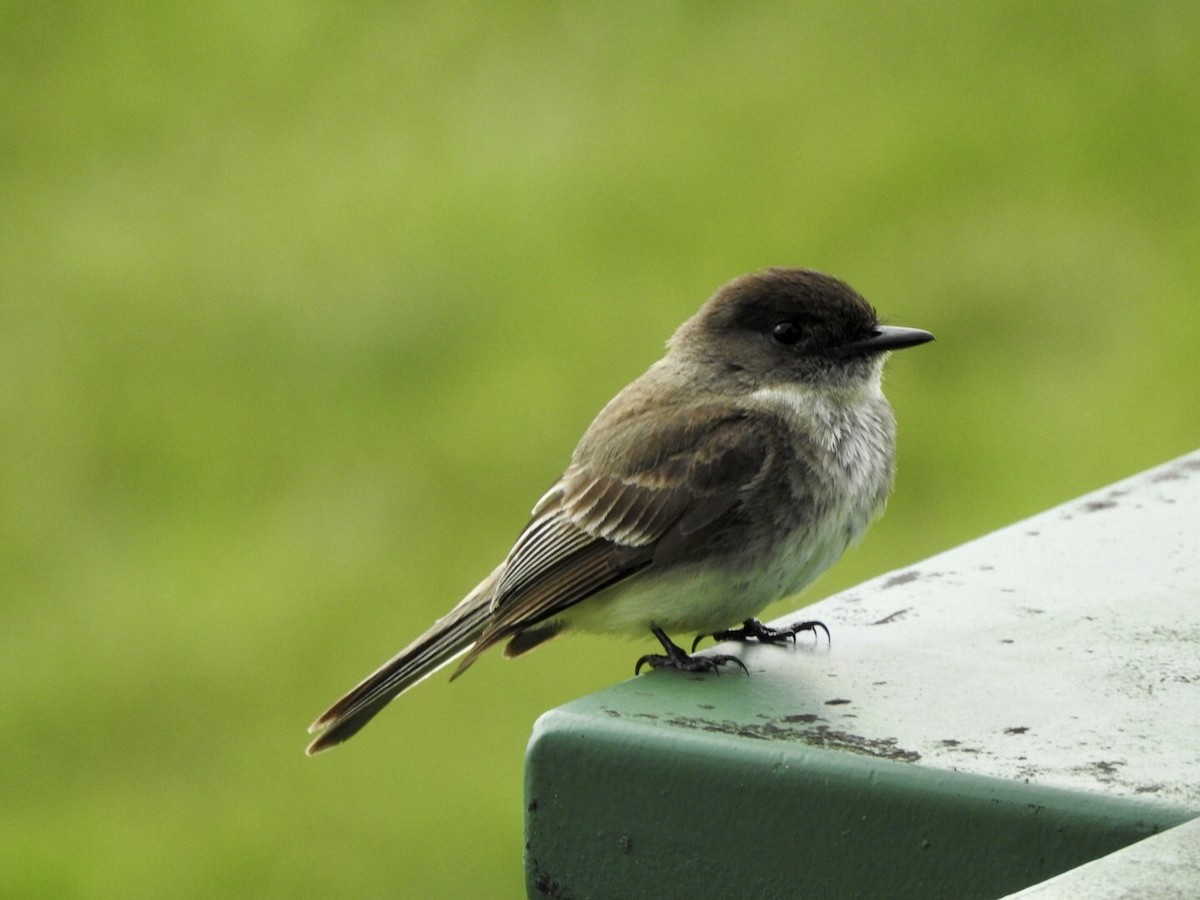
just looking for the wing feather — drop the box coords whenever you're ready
[452,407,775,674]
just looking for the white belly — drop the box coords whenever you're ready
[561,519,860,638]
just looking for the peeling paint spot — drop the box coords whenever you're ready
[623,711,920,761]
[869,608,911,625]
[882,570,921,588]
[1072,759,1126,783]
[1152,456,1200,481]
[798,726,920,762]
[938,740,984,755]
[531,862,566,898]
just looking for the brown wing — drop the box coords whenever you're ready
[451,407,773,673]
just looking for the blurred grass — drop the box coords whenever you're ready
[2,2,1198,897]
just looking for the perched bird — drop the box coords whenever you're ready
[307,268,932,754]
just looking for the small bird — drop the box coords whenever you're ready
[307,268,932,754]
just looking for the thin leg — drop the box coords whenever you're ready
[636,627,749,676]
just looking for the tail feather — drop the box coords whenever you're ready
[306,567,500,755]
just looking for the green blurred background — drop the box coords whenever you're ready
[3,2,1198,897]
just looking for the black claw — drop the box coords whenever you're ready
[711,654,749,676]
[693,617,831,650]
[637,627,749,677]
[636,652,747,677]
[634,654,661,675]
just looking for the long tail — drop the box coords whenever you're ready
[306,566,501,755]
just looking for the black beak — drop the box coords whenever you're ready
[840,325,934,356]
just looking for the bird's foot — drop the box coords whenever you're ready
[634,651,748,676]
[691,617,830,652]
[636,627,748,676]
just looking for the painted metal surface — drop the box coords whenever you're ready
[525,450,1200,898]
[1003,816,1200,899]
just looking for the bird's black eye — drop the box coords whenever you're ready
[771,320,803,345]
